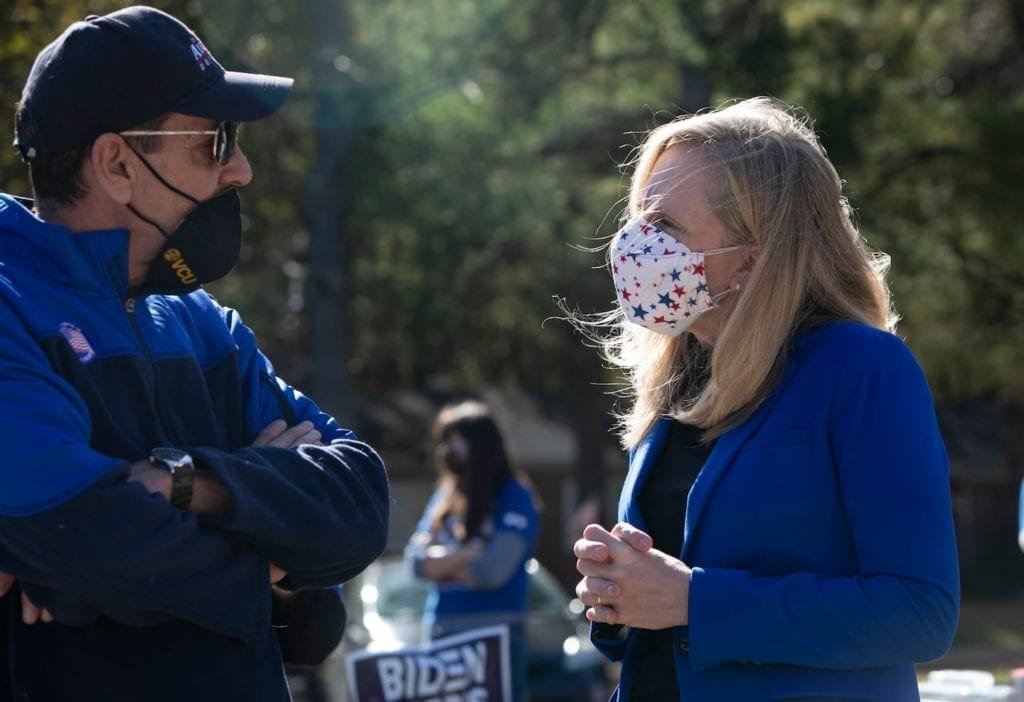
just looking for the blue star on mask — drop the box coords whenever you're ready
[632,305,648,320]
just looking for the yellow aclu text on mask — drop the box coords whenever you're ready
[163,248,197,285]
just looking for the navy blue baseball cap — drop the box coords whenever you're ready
[14,5,293,161]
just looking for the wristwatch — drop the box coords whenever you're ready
[149,447,196,510]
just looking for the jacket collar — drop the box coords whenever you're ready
[0,194,131,297]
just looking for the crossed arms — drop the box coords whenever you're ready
[0,300,389,643]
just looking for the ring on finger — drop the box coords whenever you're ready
[597,595,603,607]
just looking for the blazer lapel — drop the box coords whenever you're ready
[618,418,672,530]
[680,410,769,560]
[681,352,807,560]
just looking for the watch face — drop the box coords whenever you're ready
[150,447,195,510]
[150,447,191,468]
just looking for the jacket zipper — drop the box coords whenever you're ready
[109,262,167,440]
[123,296,167,430]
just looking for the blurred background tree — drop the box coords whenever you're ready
[2,0,1022,589]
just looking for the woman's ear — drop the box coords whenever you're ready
[737,245,761,274]
[728,245,761,293]
[88,133,136,205]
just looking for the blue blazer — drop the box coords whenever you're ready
[593,322,960,701]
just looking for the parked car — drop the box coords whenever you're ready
[290,555,609,702]
[919,670,1022,701]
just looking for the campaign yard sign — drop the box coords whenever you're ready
[345,625,511,702]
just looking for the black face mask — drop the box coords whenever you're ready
[127,150,242,296]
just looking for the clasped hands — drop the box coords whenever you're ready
[574,522,691,630]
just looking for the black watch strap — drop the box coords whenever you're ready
[149,447,196,510]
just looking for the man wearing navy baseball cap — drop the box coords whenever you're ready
[0,7,389,701]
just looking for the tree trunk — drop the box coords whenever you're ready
[302,0,355,424]
[679,62,712,113]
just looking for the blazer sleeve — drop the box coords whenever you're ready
[591,622,630,661]
[687,331,960,670]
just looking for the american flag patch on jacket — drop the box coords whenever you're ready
[58,322,96,364]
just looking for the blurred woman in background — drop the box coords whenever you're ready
[406,400,539,702]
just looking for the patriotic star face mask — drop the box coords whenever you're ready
[610,215,745,336]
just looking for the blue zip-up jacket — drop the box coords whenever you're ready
[0,194,390,701]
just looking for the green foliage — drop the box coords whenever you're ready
[1,0,1021,406]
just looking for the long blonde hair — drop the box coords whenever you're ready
[607,97,896,447]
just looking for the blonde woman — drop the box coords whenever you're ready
[572,98,959,701]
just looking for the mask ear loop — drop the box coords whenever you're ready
[126,203,171,239]
[121,142,202,239]
[124,144,201,204]
[709,284,741,306]
[702,243,749,256]
[704,243,752,306]
[712,240,760,305]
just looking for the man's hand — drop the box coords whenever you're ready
[252,419,323,448]
[0,571,15,599]
[21,591,54,624]
[253,419,324,586]
[128,459,172,501]
[126,420,321,507]
[1,571,54,624]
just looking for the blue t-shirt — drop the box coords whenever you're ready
[412,478,538,623]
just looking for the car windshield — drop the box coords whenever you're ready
[370,561,429,620]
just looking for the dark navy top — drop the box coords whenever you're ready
[631,421,713,700]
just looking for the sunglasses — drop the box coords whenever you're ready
[119,121,239,166]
